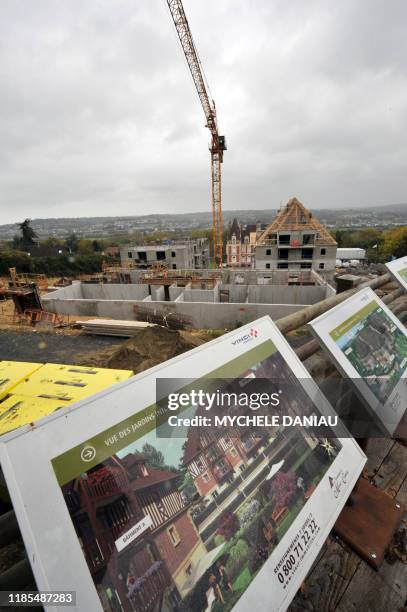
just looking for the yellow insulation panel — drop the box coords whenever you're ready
[11,363,133,402]
[0,361,133,435]
[0,395,65,436]
[0,361,42,400]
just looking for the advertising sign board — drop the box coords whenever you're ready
[386,255,407,292]
[309,288,407,437]
[0,316,365,612]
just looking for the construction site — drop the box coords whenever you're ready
[1,1,407,611]
[41,267,334,330]
[1,258,407,611]
[1,235,407,612]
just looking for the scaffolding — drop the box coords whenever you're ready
[139,266,221,287]
[1,268,66,328]
[8,268,48,290]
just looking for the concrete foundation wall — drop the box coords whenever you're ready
[42,295,304,329]
[81,284,149,300]
[220,284,249,303]
[182,287,217,303]
[42,276,332,329]
[247,284,326,305]
[46,282,83,299]
[48,281,328,306]
[169,286,184,301]
[151,285,165,301]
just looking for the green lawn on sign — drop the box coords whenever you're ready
[232,566,252,591]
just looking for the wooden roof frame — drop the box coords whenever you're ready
[257,197,337,245]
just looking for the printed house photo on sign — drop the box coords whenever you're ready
[58,336,347,612]
[309,287,407,439]
[386,254,407,292]
[0,317,365,612]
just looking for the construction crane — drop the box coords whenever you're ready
[166,0,226,266]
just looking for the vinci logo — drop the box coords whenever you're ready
[232,328,259,346]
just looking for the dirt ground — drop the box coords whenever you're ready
[0,329,125,364]
[0,325,218,372]
[82,325,209,373]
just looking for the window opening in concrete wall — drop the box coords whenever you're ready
[301,248,313,260]
[278,249,289,260]
[279,234,290,245]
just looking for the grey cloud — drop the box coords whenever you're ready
[0,0,406,224]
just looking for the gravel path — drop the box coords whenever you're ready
[0,330,125,364]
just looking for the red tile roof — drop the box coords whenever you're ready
[121,452,145,468]
[131,467,180,490]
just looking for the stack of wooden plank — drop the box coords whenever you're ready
[77,318,156,337]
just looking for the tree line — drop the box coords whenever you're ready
[0,219,112,276]
[331,226,407,261]
[1,219,406,277]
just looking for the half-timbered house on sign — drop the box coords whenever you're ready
[63,452,206,612]
[182,422,274,505]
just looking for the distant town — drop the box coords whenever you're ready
[0,202,406,240]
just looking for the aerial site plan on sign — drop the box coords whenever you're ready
[386,255,407,292]
[310,287,407,437]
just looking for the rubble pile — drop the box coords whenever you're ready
[82,325,206,374]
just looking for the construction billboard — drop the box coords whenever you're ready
[0,316,365,611]
[309,287,407,438]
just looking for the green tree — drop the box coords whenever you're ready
[66,233,79,253]
[92,240,103,252]
[12,234,23,250]
[333,230,344,247]
[349,228,382,250]
[76,239,93,254]
[381,226,407,260]
[18,219,38,247]
[141,443,165,468]
[0,251,32,274]
[178,471,193,490]
[43,236,64,252]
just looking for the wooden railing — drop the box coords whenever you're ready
[82,472,130,500]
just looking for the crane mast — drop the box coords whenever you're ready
[166,0,226,266]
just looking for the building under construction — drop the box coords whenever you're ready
[120,239,209,270]
[255,198,337,273]
[42,267,334,330]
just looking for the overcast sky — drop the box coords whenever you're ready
[0,0,406,224]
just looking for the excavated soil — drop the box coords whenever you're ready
[80,325,208,374]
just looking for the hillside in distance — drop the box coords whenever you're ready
[0,203,406,240]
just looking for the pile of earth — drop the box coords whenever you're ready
[81,325,208,374]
